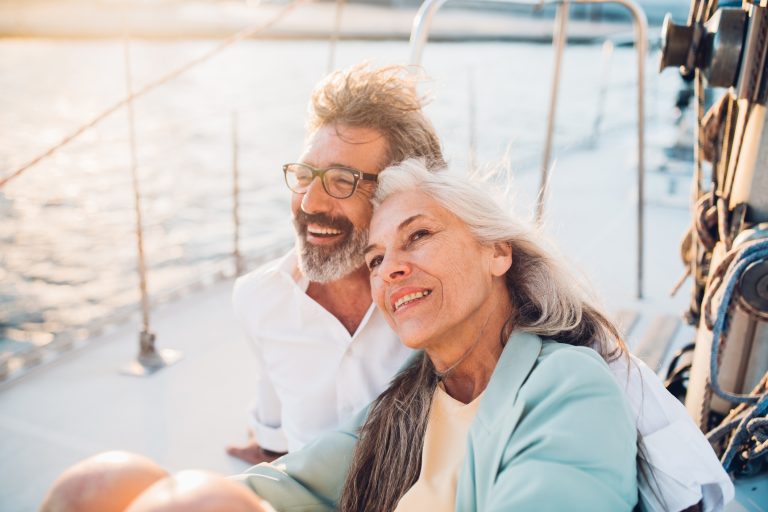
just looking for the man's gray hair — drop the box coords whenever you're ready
[307,63,445,170]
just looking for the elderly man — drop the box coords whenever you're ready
[225,63,445,464]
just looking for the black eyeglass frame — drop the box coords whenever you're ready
[282,163,378,199]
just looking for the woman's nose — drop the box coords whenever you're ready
[300,178,333,214]
[380,253,411,282]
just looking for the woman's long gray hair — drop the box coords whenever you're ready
[338,159,627,512]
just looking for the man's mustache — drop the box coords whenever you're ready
[293,211,354,233]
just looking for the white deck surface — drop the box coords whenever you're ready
[0,279,254,510]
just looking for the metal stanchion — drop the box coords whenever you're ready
[468,66,478,172]
[232,111,244,277]
[536,0,569,224]
[120,36,181,377]
[591,39,615,146]
[327,0,346,73]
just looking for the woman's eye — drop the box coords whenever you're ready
[367,255,383,270]
[410,229,430,243]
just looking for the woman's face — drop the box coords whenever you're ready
[365,190,511,354]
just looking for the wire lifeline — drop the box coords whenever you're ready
[0,0,310,189]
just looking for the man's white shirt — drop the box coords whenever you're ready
[608,354,734,511]
[233,249,412,453]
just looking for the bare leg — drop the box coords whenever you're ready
[39,451,168,512]
[124,470,274,512]
[226,430,284,465]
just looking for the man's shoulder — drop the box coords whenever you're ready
[233,251,296,303]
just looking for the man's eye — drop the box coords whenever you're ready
[367,255,383,270]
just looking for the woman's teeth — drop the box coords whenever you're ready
[394,290,431,311]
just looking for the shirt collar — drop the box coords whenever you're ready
[277,247,310,292]
[276,247,379,340]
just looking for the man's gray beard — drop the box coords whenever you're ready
[295,227,369,283]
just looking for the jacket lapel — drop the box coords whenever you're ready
[456,330,543,511]
[474,330,542,432]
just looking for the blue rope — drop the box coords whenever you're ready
[709,240,768,404]
[718,394,768,470]
[706,239,768,471]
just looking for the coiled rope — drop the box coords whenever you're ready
[704,239,768,471]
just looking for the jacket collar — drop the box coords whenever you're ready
[473,330,542,432]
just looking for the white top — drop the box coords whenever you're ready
[232,249,412,453]
[394,383,484,512]
[608,353,735,512]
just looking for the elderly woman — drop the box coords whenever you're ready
[42,159,639,512]
[229,158,638,511]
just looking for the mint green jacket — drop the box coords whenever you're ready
[235,331,638,511]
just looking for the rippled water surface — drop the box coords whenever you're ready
[0,38,680,356]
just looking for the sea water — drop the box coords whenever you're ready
[0,38,681,358]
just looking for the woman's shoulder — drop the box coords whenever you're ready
[537,339,613,377]
[490,333,621,401]
[478,335,638,511]
[518,339,630,412]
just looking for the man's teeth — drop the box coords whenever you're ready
[308,227,342,236]
[394,290,431,311]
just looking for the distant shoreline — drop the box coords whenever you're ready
[0,1,660,43]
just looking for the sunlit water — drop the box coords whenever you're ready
[0,38,681,357]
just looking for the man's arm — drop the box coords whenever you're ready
[226,332,289,462]
[229,277,289,462]
[245,340,289,453]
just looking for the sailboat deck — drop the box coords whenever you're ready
[0,279,254,509]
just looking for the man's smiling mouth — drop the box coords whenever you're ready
[307,225,343,238]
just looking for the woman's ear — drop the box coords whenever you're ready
[490,242,513,277]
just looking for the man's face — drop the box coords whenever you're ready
[291,123,389,283]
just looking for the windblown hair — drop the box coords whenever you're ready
[338,159,627,512]
[307,63,445,170]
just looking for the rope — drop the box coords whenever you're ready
[704,239,768,471]
[707,240,768,400]
[0,0,309,189]
[707,378,768,471]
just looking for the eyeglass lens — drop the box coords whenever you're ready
[286,165,357,198]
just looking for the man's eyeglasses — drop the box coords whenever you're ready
[283,163,378,199]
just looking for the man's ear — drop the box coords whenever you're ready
[490,242,513,277]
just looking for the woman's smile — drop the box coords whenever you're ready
[390,287,433,313]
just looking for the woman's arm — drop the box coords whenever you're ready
[232,408,366,511]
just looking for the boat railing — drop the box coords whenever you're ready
[410,0,648,300]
